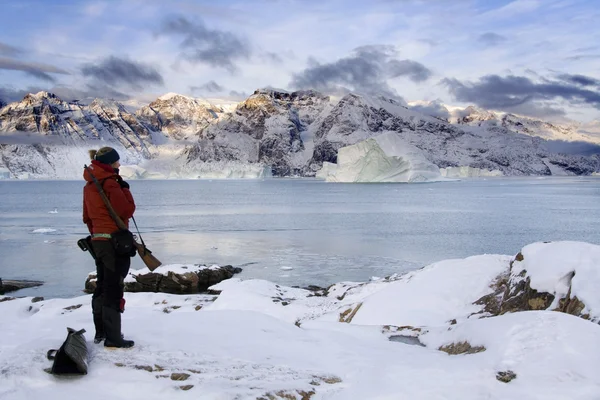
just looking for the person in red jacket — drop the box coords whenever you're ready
[83,147,135,348]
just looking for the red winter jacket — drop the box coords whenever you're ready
[83,160,136,240]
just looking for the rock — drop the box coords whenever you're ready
[0,278,44,294]
[0,296,16,303]
[170,372,190,381]
[496,370,517,383]
[179,385,194,391]
[473,247,595,323]
[84,265,242,295]
[31,297,44,303]
[438,341,486,355]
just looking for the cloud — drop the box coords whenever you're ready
[290,45,432,100]
[0,57,69,82]
[442,74,600,117]
[81,56,164,90]
[229,90,248,100]
[387,59,432,82]
[191,80,224,93]
[556,73,600,87]
[564,54,600,61]
[0,42,22,56]
[477,32,507,47]
[159,16,250,72]
[408,100,450,120]
[261,51,284,63]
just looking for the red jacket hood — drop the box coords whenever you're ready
[83,160,117,183]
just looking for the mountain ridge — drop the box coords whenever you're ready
[1,89,598,179]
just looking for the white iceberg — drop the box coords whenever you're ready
[439,166,503,178]
[318,132,443,183]
[0,167,10,179]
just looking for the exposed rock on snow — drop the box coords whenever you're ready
[319,132,442,183]
[85,264,242,294]
[478,242,600,322]
[0,278,44,294]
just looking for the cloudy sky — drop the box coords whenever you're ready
[0,0,599,122]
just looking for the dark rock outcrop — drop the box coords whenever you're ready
[473,249,595,322]
[0,278,44,295]
[85,265,242,295]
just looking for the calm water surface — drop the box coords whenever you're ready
[1,177,599,298]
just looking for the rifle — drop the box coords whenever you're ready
[84,165,162,271]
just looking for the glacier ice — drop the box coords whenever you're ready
[0,167,10,179]
[317,132,443,183]
[439,166,503,178]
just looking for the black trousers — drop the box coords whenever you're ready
[91,240,131,312]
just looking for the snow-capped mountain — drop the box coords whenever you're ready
[136,93,227,141]
[0,92,157,178]
[0,90,598,179]
[450,105,600,145]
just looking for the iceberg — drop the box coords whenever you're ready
[0,167,10,179]
[318,132,443,183]
[439,166,503,178]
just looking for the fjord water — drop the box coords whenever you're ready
[1,177,599,298]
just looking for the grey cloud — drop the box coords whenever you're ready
[556,74,600,87]
[229,90,248,100]
[191,80,224,93]
[290,45,432,100]
[0,42,23,56]
[387,59,432,82]
[261,51,283,63]
[409,101,450,120]
[565,54,600,61]
[0,57,69,82]
[442,75,600,117]
[81,56,164,90]
[477,32,507,47]
[159,16,250,72]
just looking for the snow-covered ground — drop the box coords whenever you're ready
[1,241,599,399]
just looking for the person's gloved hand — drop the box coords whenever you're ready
[116,176,130,189]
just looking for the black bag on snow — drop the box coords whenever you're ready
[46,328,88,375]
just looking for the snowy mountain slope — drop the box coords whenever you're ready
[0,92,161,178]
[184,89,331,176]
[452,105,600,145]
[136,93,226,141]
[308,94,599,176]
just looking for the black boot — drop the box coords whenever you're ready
[92,296,105,344]
[102,306,134,348]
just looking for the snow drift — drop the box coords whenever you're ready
[1,241,600,399]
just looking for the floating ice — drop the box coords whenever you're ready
[317,132,443,183]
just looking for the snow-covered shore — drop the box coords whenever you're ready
[1,241,599,399]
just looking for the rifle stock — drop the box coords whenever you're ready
[135,241,161,271]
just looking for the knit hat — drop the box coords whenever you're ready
[94,148,120,165]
